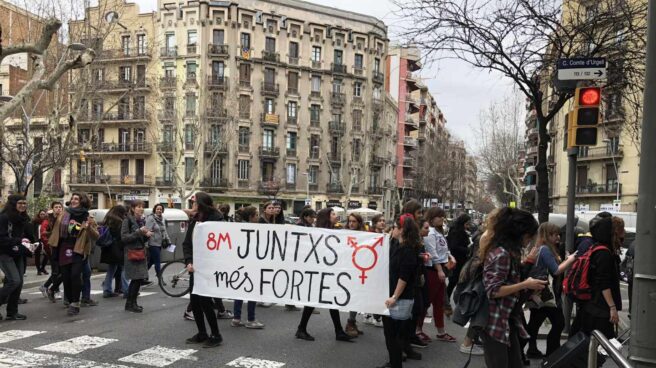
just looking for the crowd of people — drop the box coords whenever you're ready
[0,193,627,368]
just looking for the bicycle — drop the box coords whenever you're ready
[158,260,192,297]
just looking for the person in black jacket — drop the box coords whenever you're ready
[101,205,128,298]
[183,192,224,348]
[446,214,472,311]
[0,194,34,320]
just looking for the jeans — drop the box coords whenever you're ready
[0,255,25,315]
[103,264,129,294]
[147,246,162,275]
[82,259,91,300]
[233,300,256,321]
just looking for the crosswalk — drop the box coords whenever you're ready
[0,330,286,368]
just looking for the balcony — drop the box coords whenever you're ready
[70,175,153,186]
[311,60,323,69]
[372,98,383,111]
[331,63,347,74]
[185,73,197,85]
[238,144,250,153]
[327,182,344,193]
[576,183,622,197]
[310,119,321,129]
[237,46,253,60]
[286,148,297,157]
[286,116,297,126]
[373,71,384,84]
[309,91,322,100]
[403,156,416,167]
[96,48,151,62]
[78,111,148,125]
[206,107,227,120]
[261,82,280,96]
[155,177,175,187]
[160,47,177,58]
[261,113,280,126]
[158,110,176,122]
[331,92,346,107]
[353,66,364,76]
[288,56,300,65]
[403,136,418,147]
[329,121,346,135]
[370,155,385,167]
[208,43,229,58]
[405,116,419,130]
[258,180,281,195]
[548,155,556,167]
[328,153,341,165]
[207,76,229,90]
[239,79,252,89]
[94,142,152,154]
[417,128,426,141]
[201,177,230,189]
[527,127,539,139]
[156,142,175,153]
[258,146,280,159]
[366,186,383,195]
[204,141,229,154]
[527,146,538,156]
[187,44,198,55]
[262,50,280,63]
[577,146,624,162]
[160,76,176,89]
[87,79,150,93]
[403,179,414,188]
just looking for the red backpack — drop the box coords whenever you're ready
[563,244,610,302]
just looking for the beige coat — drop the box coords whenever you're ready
[48,213,99,257]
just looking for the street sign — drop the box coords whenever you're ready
[557,58,607,81]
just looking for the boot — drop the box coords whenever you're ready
[345,320,359,338]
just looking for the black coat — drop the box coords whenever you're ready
[0,212,34,258]
[183,210,223,265]
[100,224,123,265]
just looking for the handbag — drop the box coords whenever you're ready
[127,248,146,261]
[161,238,171,249]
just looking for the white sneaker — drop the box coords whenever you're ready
[363,315,375,325]
[231,319,243,327]
[39,285,47,298]
[374,319,384,328]
[245,320,265,329]
[460,343,484,356]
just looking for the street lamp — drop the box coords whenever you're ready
[602,138,621,203]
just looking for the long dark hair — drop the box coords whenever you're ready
[240,206,258,223]
[447,213,471,248]
[105,205,127,230]
[347,213,365,231]
[2,194,29,223]
[194,192,218,221]
[32,210,47,225]
[315,208,335,229]
[401,199,422,219]
[397,214,421,250]
[483,207,538,261]
[300,208,317,226]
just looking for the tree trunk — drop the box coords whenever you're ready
[536,115,550,223]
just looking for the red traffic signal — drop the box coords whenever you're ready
[578,87,601,106]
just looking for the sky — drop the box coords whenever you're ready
[130,0,515,154]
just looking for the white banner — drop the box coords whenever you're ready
[192,222,390,314]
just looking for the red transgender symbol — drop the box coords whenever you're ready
[348,236,384,284]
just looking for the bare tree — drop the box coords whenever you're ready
[475,92,524,207]
[395,0,648,223]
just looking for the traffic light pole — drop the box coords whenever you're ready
[630,0,656,366]
[565,147,578,254]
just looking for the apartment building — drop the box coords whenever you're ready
[68,0,158,208]
[519,103,539,212]
[386,46,422,197]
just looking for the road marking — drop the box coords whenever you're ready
[226,357,286,368]
[0,330,45,344]
[138,292,157,297]
[118,345,198,367]
[0,347,130,367]
[36,335,118,355]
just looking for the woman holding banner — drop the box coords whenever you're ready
[345,213,366,337]
[183,192,223,348]
[295,207,354,342]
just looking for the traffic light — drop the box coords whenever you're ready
[568,86,601,148]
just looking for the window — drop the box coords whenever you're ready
[606,164,618,189]
[118,97,130,118]
[185,94,196,115]
[187,30,197,45]
[163,125,173,143]
[136,34,146,55]
[331,136,340,157]
[286,132,297,150]
[354,82,362,97]
[310,104,320,123]
[213,29,225,45]
[289,42,299,58]
[329,168,340,184]
[263,129,274,148]
[133,96,145,119]
[332,113,342,123]
[187,62,197,78]
[311,76,321,92]
[240,33,251,48]
[576,166,587,190]
[162,160,173,181]
[287,101,297,118]
[287,163,297,184]
[212,61,225,78]
[352,139,362,160]
[288,72,298,92]
[373,87,381,99]
[607,136,620,154]
[353,110,362,130]
[264,98,274,114]
[334,49,343,65]
[239,95,250,118]
[332,80,342,93]
[310,135,320,158]
[374,58,380,73]
[264,67,275,85]
[238,160,250,180]
[309,165,318,184]
[185,157,195,181]
[369,170,379,189]
[184,124,194,147]
[239,63,251,83]
[165,33,175,50]
[354,54,363,69]
[239,127,250,146]
[209,124,222,143]
[210,158,223,180]
[119,66,132,82]
[164,66,174,78]
[121,35,130,55]
[312,46,321,62]
[265,37,276,52]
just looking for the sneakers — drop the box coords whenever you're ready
[230,319,244,327]
[141,280,154,288]
[5,313,27,320]
[363,315,376,325]
[203,335,223,348]
[410,336,428,349]
[186,333,208,344]
[46,289,56,303]
[17,298,27,304]
[217,310,234,319]
[295,329,315,341]
[81,299,98,307]
[257,302,274,308]
[103,292,119,298]
[39,285,48,298]
[526,347,544,359]
[245,320,265,329]
[436,333,457,342]
[284,305,300,311]
[67,305,80,316]
[183,310,195,321]
[460,343,484,356]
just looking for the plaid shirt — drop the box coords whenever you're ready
[483,246,529,345]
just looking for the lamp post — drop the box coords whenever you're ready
[602,138,620,203]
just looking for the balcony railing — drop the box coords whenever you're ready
[201,177,229,188]
[207,76,229,90]
[331,92,346,106]
[94,142,152,153]
[576,183,622,196]
[286,116,297,126]
[329,121,346,134]
[187,44,198,55]
[238,144,250,153]
[311,60,322,69]
[527,146,538,156]
[403,136,417,147]
[206,107,227,120]
[310,119,321,128]
[373,71,384,83]
[208,43,229,57]
[258,180,281,195]
[403,179,414,188]
[87,79,149,91]
[239,80,252,88]
[156,177,175,186]
[373,98,383,110]
[204,141,229,154]
[331,63,347,74]
[70,174,153,186]
[258,146,280,159]
[261,113,280,126]
[577,146,624,161]
[262,50,280,62]
[160,76,176,89]
[286,86,299,95]
[156,142,175,152]
[286,148,297,157]
[405,116,418,129]
[288,56,300,65]
[403,157,416,167]
[160,47,177,58]
[353,66,364,76]
[79,111,148,123]
[185,73,197,84]
[327,182,344,193]
[158,110,176,121]
[96,48,151,61]
[370,155,385,167]
[366,186,383,195]
[261,82,280,96]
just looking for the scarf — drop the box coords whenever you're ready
[60,206,89,239]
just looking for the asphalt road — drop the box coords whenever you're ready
[1,270,631,368]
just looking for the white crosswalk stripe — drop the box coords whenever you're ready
[226,357,286,368]
[118,345,198,367]
[35,335,118,355]
[0,347,130,368]
[0,330,45,344]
